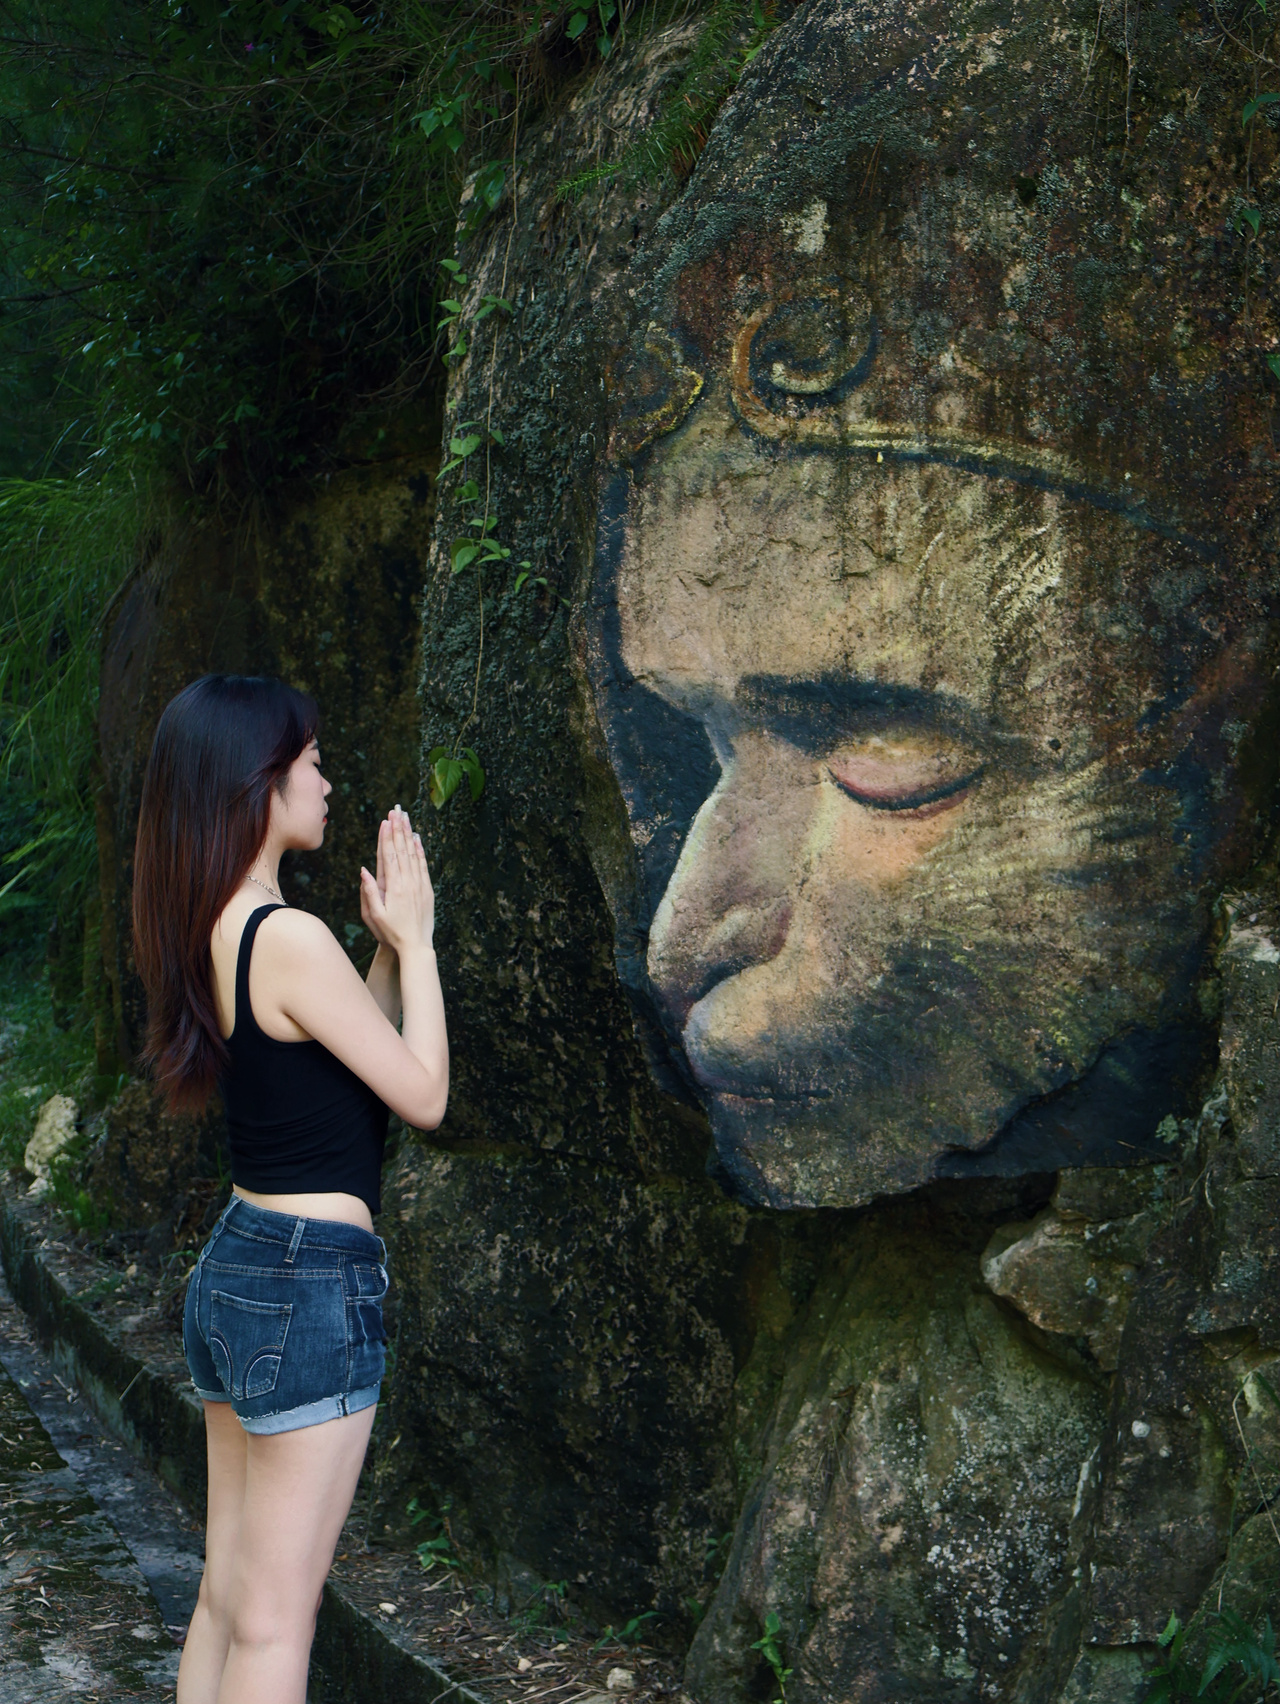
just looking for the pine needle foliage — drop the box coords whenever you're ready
[0,476,143,922]
[556,0,775,201]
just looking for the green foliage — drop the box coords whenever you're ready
[427,744,485,808]
[407,1493,463,1573]
[0,958,96,1172]
[47,1139,112,1236]
[750,1611,793,1702]
[1243,91,1280,126]
[557,0,776,201]
[1146,1610,1280,1702]
[0,1,643,500]
[0,0,765,852]
[591,1610,658,1649]
[0,476,144,924]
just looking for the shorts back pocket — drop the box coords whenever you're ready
[209,1290,293,1400]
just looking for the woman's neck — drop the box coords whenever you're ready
[248,847,284,900]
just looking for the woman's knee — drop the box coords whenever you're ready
[227,1584,319,1654]
[194,1566,233,1630]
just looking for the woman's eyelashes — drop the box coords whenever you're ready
[825,739,985,817]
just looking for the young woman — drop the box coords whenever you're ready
[132,673,448,1704]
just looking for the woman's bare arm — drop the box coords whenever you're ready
[364,944,401,1025]
[250,816,447,1127]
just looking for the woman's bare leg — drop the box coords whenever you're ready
[215,1404,376,1704]
[176,1401,247,1704]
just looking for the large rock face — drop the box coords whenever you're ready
[386,0,1279,1697]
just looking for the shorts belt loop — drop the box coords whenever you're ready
[285,1217,306,1264]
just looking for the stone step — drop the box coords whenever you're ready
[0,1282,179,1702]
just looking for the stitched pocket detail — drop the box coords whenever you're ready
[209,1290,293,1401]
[347,1263,389,1350]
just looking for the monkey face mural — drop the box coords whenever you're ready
[587,198,1270,1210]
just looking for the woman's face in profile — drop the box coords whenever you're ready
[273,740,331,852]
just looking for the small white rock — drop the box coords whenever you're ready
[24,1094,77,1183]
[129,1624,159,1641]
[517,1655,533,1671]
[1131,1419,1151,1439]
[378,1601,398,1615]
[606,1668,636,1691]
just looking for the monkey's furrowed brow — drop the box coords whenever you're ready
[731,674,992,755]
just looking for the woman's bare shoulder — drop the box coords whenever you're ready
[252,905,349,967]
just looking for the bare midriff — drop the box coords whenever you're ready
[232,1185,374,1234]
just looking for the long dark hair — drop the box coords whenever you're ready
[133,674,318,1111]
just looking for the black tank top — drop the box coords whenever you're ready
[219,905,389,1214]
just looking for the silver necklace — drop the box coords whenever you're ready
[247,872,284,902]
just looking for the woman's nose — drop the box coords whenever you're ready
[647,742,814,1031]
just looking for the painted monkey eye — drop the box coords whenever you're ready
[826,735,984,817]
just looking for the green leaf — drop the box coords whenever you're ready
[1157,1613,1182,1649]
[449,433,482,458]
[439,257,464,276]
[1243,91,1280,126]
[450,539,481,573]
[429,754,465,809]
[566,10,589,39]
[475,163,506,211]
[1236,207,1262,236]
[460,747,485,801]
[456,478,480,502]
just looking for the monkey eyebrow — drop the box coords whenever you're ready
[729,673,993,755]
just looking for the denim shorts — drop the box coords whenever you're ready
[183,1195,388,1435]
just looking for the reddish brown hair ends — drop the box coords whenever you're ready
[133,674,318,1112]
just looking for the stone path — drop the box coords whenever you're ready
[0,1270,202,1702]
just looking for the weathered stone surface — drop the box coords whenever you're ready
[382,0,1280,1692]
[87,1080,226,1252]
[685,1190,1105,1703]
[981,1166,1174,1370]
[381,1146,753,1621]
[1084,903,1280,1652]
[23,1093,78,1193]
[0,1346,178,1701]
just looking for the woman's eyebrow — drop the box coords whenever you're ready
[734,674,990,749]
